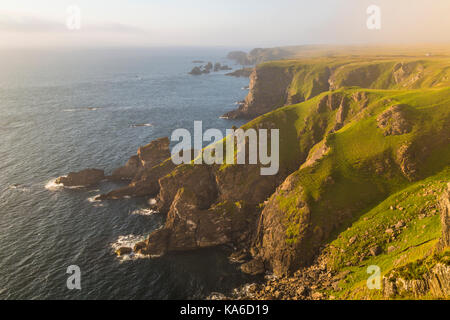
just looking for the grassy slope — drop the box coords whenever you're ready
[246,85,449,296]
[324,169,449,299]
[261,86,450,238]
[258,57,450,104]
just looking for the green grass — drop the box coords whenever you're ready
[321,168,449,299]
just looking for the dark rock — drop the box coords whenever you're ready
[111,155,141,180]
[204,62,213,72]
[144,228,170,256]
[369,245,382,256]
[241,258,265,275]
[115,247,132,256]
[189,66,203,75]
[56,168,105,187]
[111,137,170,181]
[133,241,147,253]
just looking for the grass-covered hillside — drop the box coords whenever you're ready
[226,56,450,119]
[252,85,449,272]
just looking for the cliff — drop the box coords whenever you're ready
[222,57,450,119]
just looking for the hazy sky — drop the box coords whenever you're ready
[1,0,449,48]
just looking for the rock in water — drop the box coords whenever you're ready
[115,247,132,256]
[189,66,203,75]
[55,168,105,187]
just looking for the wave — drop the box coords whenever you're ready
[130,123,152,128]
[87,195,104,207]
[6,184,31,192]
[110,234,149,261]
[131,208,157,216]
[62,107,100,112]
[44,178,65,191]
[45,177,85,191]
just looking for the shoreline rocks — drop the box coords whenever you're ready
[111,137,171,181]
[189,62,232,75]
[55,168,105,187]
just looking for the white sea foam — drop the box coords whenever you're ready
[130,123,153,128]
[63,107,99,112]
[8,184,31,192]
[87,195,104,207]
[111,234,148,261]
[131,208,157,216]
[45,178,65,191]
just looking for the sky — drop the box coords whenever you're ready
[0,0,449,48]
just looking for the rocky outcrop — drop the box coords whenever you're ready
[396,142,419,181]
[377,104,413,136]
[383,263,450,299]
[222,66,294,119]
[115,247,132,256]
[317,92,346,113]
[156,164,217,213]
[111,137,170,181]
[110,155,141,180]
[189,62,230,75]
[55,168,105,187]
[95,137,172,200]
[439,183,450,249]
[189,66,203,75]
[141,188,258,256]
[240,258,265,275]
[97,160,175,200]
[251,174,315,275]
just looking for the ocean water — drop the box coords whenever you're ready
[0,47,253,299]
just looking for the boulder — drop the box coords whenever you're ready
[241,258,265,276]
[115,247,132,256]
[369,245,382,256]
[189,66,203,75]
[133,241,147,253]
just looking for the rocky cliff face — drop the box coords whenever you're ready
[439,183,450,249]
[111,137,171,181]
[223,58,450,120]
[222,66,295,119]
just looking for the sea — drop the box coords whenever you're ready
[0,47,255,299]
